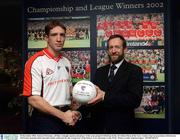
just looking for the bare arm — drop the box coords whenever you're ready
[28,95,79,125]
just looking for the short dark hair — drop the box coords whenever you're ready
[45,20,66,36]
[107,34,127,48]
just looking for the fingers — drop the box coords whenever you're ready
[88,86,105,104]
[72,111,81,124]
[63,110,81,126]
[88,97,101,104]
[88,96,97,104]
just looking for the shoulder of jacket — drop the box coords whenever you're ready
[127,61,142,71]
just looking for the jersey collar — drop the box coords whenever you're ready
[43,48,62,62]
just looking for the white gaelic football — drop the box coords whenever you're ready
[72,80,97,104]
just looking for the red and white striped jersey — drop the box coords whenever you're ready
[23,48,72,106]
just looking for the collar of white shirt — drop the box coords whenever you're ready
[109,59,124,76]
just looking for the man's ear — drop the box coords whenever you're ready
[44,35,48,41]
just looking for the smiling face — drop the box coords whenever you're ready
[45,26,66,57]
[107,37,127,64]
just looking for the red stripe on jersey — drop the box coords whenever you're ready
[23,50,44,96]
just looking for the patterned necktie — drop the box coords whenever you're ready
[108,64,117,83]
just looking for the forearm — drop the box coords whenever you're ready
[28,96,65,120]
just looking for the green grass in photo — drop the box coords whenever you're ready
[28,40,46,49]
[28,39,90,49]
[157,73,164,82]
[144,73,164,82]
[72,78,90,85]
[135,111,165,119]
[64,39,90,48]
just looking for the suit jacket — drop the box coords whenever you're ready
[91,60,143,133]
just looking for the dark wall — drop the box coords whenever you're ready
[172,0,180,133]
[0,1,22,48]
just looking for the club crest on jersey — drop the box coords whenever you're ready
[46,68,54,75]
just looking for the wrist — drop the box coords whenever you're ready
[102,91,105,101]
[78,112,82,120]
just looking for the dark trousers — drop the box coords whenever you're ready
[28,109,72,134]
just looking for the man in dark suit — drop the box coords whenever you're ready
[89,34,143,133]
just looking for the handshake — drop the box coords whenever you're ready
[62,109,81,126]
[62,81,106,126]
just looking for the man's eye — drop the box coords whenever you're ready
[50,33,57,36]
[60,33,65,37]
[50,33,65,37]
[115,46,122,49]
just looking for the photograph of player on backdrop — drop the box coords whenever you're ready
[135,86,165,119]
[97,49,164,82]
[61,50,90,84]
[97,13,164,48]
[27,16,90,49]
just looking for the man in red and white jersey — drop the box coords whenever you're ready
[23,20,81,133]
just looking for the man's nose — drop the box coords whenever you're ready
[112,47,117,52]
[57,34,62,41]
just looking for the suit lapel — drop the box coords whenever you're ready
[105,64,111,81]
[110,60,128,85]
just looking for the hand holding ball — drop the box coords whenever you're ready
[72,80,97,104]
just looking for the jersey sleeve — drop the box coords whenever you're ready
[23,58,42,96]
